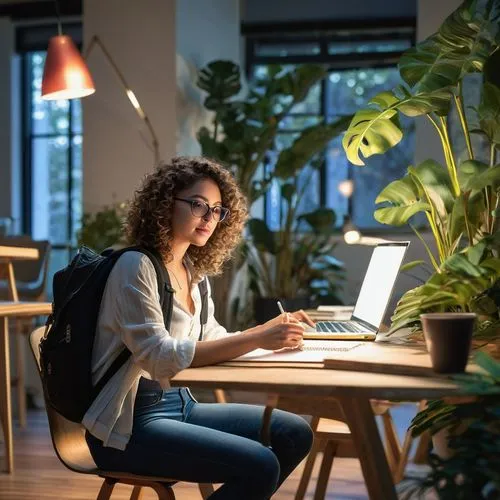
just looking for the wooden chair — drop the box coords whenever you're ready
[0,237,51,427]
[29,326,215,500]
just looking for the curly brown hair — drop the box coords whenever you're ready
[125,156,248,281]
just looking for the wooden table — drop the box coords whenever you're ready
[0,301,52,472]
[0,245,39,302]
[171,363,462,500]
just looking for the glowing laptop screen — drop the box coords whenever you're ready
[352,243,408,328]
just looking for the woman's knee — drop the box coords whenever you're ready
[271,410,314,458]
[247,445,280,492]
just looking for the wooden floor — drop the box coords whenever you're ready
[0,406,418,499]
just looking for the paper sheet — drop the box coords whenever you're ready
[233,340,364,363]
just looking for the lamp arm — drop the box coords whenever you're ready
[84,35,160,165]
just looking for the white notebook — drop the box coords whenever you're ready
[232,340,363,363]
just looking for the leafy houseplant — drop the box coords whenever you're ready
[196,61,349,325]
[77,202,128,253]
[398,352,500,500]
[342,0,500,335]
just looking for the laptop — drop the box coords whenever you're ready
[302,241,410,340]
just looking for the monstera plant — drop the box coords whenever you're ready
[196,61,349,326]
[342,0,500,337]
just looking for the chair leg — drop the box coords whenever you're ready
[130,485,144,500]
[381,410,401,478]
[148,483,176,500]
[313,440,338,500]
[14,321,27,428]
[97,478,117,500]
[198,483,215,499]
[295,437,324,500]
[394,427,413,483]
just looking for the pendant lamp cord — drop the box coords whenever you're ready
[54,0,62,36]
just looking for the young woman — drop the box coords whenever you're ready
[83,156,315,499]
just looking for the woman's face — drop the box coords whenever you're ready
[171,177,224,247]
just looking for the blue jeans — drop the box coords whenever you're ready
[86,387,313,499]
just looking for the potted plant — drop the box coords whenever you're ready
[246,138,349,323]
[341,0,500,337]
[398,351,500,500]
[196,60,349,326]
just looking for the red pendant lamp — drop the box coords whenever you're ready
[41,1,95,100]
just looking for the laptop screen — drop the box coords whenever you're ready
[351,242,409,329]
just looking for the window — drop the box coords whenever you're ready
[19,26,83,297]
[245,20,416,230]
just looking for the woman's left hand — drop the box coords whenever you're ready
[290,309,315,327]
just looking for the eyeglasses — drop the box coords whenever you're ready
[175,197,230,222]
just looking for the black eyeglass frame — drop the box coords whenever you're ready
[174,197,230,222]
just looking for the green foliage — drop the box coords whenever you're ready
[196,61,329,204]
[77,203,127,253]
[342,0,500,336]
[197,61,349,303]
[247,207,345,303]
[399,352,500,499]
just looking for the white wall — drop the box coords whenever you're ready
[175,0,241,156]
[82,0,177,212]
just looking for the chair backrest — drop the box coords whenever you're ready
[29,326,99,475]
[0,236,51,298]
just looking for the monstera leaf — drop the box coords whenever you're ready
[374,176,430,226]
[399,0,500,93]
[374,160,454,226]
[275,116,352,178]
[197,60,241,110]
[342,88,452,166]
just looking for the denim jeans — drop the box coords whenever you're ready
[86,387,313,499]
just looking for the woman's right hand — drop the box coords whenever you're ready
[254,313,305,351]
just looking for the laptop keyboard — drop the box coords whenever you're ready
[316,321,366,333]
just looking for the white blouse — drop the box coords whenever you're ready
[82,251,237,450]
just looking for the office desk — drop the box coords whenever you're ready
[171,363,461,500]
[0,301,52,473]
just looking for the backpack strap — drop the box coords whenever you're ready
[91,247,173,395]
[198,277,209,341]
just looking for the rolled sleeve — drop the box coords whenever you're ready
[114,253,196,381]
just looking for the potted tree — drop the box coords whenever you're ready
[342,0,500,487]
[196,60,349,326]
[341,0,500,338]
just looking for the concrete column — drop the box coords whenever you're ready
[82,0,177,212]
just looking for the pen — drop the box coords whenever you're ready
[277,301,285,315]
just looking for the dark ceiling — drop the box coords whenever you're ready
[0,0,81,20]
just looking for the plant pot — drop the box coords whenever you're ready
[253,296,312,324]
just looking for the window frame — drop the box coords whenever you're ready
[244,18,417,232]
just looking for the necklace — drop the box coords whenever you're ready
[166,266,184,291]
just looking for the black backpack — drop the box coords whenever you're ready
[39,245,208,423]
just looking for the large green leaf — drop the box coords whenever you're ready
[197,60,241,110]
[476,82,500,149]
[275,116,352,178]
[410,159,455,212]
[399,0,500,92]
[458,160,490,189]
[374,175,430,225]
[342,90,452,166]
[464,164,500,191]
